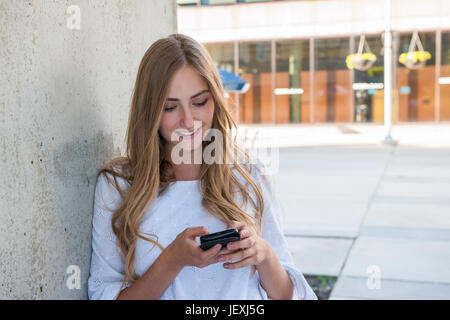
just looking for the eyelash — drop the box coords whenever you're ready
[164,98,208,112]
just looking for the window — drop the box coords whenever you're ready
[203,42,237,120]
[314,38,352,123]
[440,31,450,121]
[352,35,384,123]
[396,32,436,122]
[238,42,273,124]
[275,40,310,123]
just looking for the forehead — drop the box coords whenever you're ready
[166,65,209,98]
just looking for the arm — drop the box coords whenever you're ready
[222,220,297,300]
[88,173,182,300]
[221,164,317,299]
[117,225,223,299]
[116,244,183,300]
[256,240,295,300]
[90,171,228,299]
[256,172,317,300]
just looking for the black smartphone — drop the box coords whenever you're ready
[200,228,240,251]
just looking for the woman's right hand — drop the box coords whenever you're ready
[165,226,223,269]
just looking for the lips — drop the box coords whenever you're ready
[178,127,201,140]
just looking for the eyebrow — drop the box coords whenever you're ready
[167,89,210,101]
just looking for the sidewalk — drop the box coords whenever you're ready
[236,123,450,299]
[235,122,450,149]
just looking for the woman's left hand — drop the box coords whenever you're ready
[217,220,270,269]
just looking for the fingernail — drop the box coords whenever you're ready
[219,256,225,261]
[228,243,234,249]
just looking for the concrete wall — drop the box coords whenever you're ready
[0,0,177,299]
[178,0,450,42]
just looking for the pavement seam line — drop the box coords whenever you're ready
[330,144,398,299]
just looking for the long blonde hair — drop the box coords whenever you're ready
[96,33,271,291]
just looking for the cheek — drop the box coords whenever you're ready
[205,101,215,123]
[159,116,176,138]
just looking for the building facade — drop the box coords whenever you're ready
[177,0,450,124]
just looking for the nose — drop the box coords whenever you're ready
[180,106,195,130]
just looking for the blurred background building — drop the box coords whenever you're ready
[177,0,450,125]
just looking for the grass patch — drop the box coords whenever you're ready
[304,275,337,300]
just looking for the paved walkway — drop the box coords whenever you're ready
[236,123,450,299]
[236,122,450,149]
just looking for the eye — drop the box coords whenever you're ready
[164,106,176,112]
[164,98,208,112]
[194,98,208,107]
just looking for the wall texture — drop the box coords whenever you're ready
[0,0,177,299]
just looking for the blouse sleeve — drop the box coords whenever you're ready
[87,173,131,300]
[252,164,318,300]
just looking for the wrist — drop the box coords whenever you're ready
[257,239,275,269]
[162,243,184,270]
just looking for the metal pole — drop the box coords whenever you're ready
[383,0,397,145]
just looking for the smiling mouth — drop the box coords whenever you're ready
[178,127,201,140]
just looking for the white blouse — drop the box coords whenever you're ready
[88,164,317,300]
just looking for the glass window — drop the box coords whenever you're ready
[238,42,273,124]
[203,42,234,72]
[178,0,199,6]
[203,42,236,120]
[440,31,450,121]
[275,40,310,123]
[201,0,236,5]
[396,32,436,122]
[352,35,384,123]
[314,38,352,123]
[237,0,274,3]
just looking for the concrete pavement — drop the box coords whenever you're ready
[236,123,450,299]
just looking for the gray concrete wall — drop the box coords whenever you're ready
[0,0,177,299]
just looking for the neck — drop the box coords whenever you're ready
[165,144,202,181]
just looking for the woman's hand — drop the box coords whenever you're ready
[217,220,270,270]
[166,226,224,269]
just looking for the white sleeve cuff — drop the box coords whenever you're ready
[89,280,131,300]
[256,265,318,300]
[284,264,318,300]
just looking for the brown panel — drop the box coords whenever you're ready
[252,73,261,123]
[397,67,409,122]
[241,74,254,124]
[275,72,290,123]
[326,70,336,122]
[314,70,327,123]
[441,65,450,120]
[417,65,435,121]
[335,69,351,122]
[408,69,419,121]
[372,90,384,123]
[301,71,310,123]
[260,72,273,123]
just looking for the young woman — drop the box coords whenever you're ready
[87,33,317,300]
